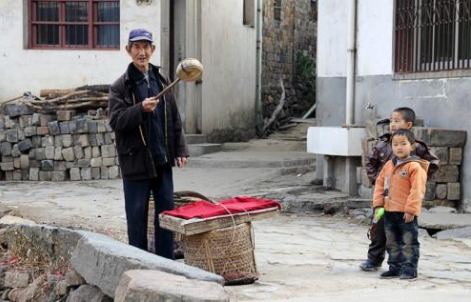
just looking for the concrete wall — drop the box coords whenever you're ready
[0,0,162,102]
[317,0,471,207]
[200,0,257,141]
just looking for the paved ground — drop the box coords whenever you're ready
[1,135,471,301]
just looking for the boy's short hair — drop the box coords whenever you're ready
[393,107,416,125]
[391,129,415,144]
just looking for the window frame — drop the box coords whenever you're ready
[274,0,282,21]
[28,0,120,50]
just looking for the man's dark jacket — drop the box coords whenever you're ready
[365,133,439,185]
[108,63,188,180]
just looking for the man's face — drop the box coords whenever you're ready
[389,111,412,133]
[127,40,155,72]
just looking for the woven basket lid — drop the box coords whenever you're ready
[176,58,203,81]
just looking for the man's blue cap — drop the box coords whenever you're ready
[129,28,153,42]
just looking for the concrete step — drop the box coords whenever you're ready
[188,143,222,157]
[185,134,207,145]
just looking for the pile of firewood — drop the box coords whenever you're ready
[20,85,109,113]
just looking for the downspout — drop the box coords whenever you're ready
[346,0,357,126]
[255,0,263,133]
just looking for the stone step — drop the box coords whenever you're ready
[188,143,222,157]
[185,134,207,145]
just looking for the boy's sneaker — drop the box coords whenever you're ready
[380,270,400,279]
[400,272,417,281]
[359,260,381,271]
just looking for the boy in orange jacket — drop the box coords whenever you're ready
[372,129,429,280]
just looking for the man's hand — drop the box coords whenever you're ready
[176,157,188,168]
[403,212,415,223]
[141,96,159,113]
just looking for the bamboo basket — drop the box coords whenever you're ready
[182,222,258,285]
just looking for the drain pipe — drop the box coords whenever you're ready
[255,0,263,134]
[346,0,357,126]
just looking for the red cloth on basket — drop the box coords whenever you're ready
[162,196,281,219]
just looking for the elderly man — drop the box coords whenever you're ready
[108,28,188,259]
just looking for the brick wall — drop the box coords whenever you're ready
[0,103,119,181]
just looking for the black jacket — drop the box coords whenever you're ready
[108,63,188,180]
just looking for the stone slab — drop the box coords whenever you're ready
[420,212,471,230]
[434,226,471,240]
[70,231,224,298]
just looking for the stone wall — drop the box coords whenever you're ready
[262,0,317,128]
[0,102,119,181]
[358,120,467,209]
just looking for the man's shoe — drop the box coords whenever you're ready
[380,270,400,279]
[359,260,381,271]
[400,272,417,281]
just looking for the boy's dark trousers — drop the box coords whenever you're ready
[123,164,174,260]
[367,217,387,265]
[384,212,420,275]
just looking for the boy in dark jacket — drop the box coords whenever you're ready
[359,107,439,271]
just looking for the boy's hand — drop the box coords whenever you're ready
[403,212,415,223]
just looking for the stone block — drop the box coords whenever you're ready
[70,168,81,181]
[425,182,436,201]
[45,146,55,159]
[0,130,5,142]
[11,144,21,157]
[108,166,120,179]
[65,269,86,287]
[4,103,31,118]
[40,114,53,127]
[77,159,91,168]
[20,155,29,169]
[39,171,52,181]
[54,161,67,171]
[12,170,22,181]
[105,121,113,132]
[17,139,33,153]
[435,184,447,200]
[3,116,12,128]
[102,157,115,167]
[87,121,98,133]
[114,270,229,302]
[36,126,49,136]
[447,183,461,200]
[68,120,77,134]
[100,167,109,179]
[48,121,60,135]
[4,271,30,288]
[59,121,70,134]
[57,110,75,121]
[449,148,463,165]
[41,160,54,171]
[54,147,64,161]
[31,113,41,126]
[52,171,66,182]
[18,129,25,141]
[96,133,105,146]
[35,148,46,160]
[13,157,21,169]
[90,157,103,168]
[101,145,116,158]
[70,231,224,298]
[0,162,14,171]
[66,284,111,302]
[97,121,107,133]
[88,133,98,146]
[415,128,467,147]
[28,149,35,159]
[84,147,92,159]
[430,147,448,165]
[74,145,84,159]
[62,147,75,162]
[4,171,13,180]
[61,134,73,148]
[29,168,39,181]
[42,135,54,147]
[31,136,42,148]
[78,134,89,147]
[24,126,36,137]
[75,118,88,133]
[104,133,113,145]
[2,155,13,162]
[81,167,92,180]
[1,142,12,156]
[431,165,459,183]
[29,159,40,169]
[6,129,18,143]
[92,146,101,158]
[92,167,101,180]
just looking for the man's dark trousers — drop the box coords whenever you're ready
[367,217,386,265]
[123,164,174,259]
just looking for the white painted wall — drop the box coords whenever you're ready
[0,0,162,102]
[317,0,348,77]
[200,0,257,133]
[356,0,394,76]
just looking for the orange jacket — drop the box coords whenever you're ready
[373,157,429,217]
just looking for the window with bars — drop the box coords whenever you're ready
[28,0,120,49]
[395,0,471,73]
[274,0,282,21]
[243,0,255,27]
